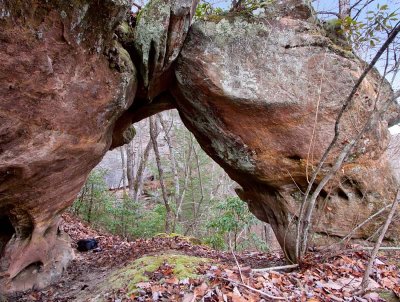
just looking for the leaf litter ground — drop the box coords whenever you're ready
[8,214,400,302]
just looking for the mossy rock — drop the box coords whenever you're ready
[92,254,210,300]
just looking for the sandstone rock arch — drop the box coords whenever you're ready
[0,0,399,293]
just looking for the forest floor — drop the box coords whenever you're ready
[7,214,400,302]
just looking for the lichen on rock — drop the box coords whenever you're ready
[134,0,198,98]
[172,11,400,262]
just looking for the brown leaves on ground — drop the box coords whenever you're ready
[10,213,400,302]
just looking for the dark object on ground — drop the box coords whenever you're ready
[77,239,98,252]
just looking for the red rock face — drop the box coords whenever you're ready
[1,0,399,293]
[172,15,399,261]
[0,0,136,292]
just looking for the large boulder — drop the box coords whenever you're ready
[0,0,136,293]
[172,11,400,261]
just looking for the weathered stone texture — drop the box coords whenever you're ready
[1,0,399,293]
[0,0,136,292]
[172,14,399,261]
[134,0,199,99]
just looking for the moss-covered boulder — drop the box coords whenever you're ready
[90,254,209,301]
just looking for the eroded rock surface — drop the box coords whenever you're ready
[172,12,400,261]
[134,0,199,99]
[1,0,399,294]
[0,0,136,293]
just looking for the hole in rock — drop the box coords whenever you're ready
[11,209,34,240]
[288,155,301,161]
[0,214,15,256]
[23,261,43,273]
[73,109,283,254]
[44,226,53,237]
[0,166,24,186]
[341,177,364,199]
[337,188,349,200]
[353,187,364,199]
[312,186,328,199]
[12,261,44,281]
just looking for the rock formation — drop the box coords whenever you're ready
[0,0,399,293]
[171,13,399,261]
[0,0,136,293]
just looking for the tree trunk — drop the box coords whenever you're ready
[338,0,350,19]
[158,113,180,207]
[149,116,174,233]
[87,183,94,223]
[119,147,127,194]
[133,139,153,202]
[359,189,399,294]
[126,142,135,197]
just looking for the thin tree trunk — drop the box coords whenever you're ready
[339,0,351,19]
[126,142,135,197]
[132,139,153,202]
[358,189,399,294]
[119,147,127,194]
[149,116,173,233]
[87,183,94,223]
[185,146,205,235]
[296,26,400,260]
[158,113,180,206]
[75,185,87,215]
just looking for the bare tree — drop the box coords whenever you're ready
[158,113,180,208]
[119,147,127,194]
[149,116,174,233]
[358,189,399,294]
[132,139,153,202]
[296,23,400,260]
[125,142,135,198]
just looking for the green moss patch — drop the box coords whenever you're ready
[102,254,209,296]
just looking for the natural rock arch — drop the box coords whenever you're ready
[0,0,399,293]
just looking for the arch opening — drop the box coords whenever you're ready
[0,213,15,256]
[73,109,282,252]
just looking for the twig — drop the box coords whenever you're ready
[220,277,287,300]
[317,11,340,17]
[356,189,399,295]
[320,246,400,261]
[229,233,244,283]
[361,246,400,250]
[252,264,299,273]
[131,2,142,10]
[296,22,400,258]
[340,204,392,243]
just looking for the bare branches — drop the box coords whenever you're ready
[252,264,299,273]
[296,22,400,260]
[357,189,399,295]
[340,204,392,243]
[219,277,287,300]
[317,11,340,17]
